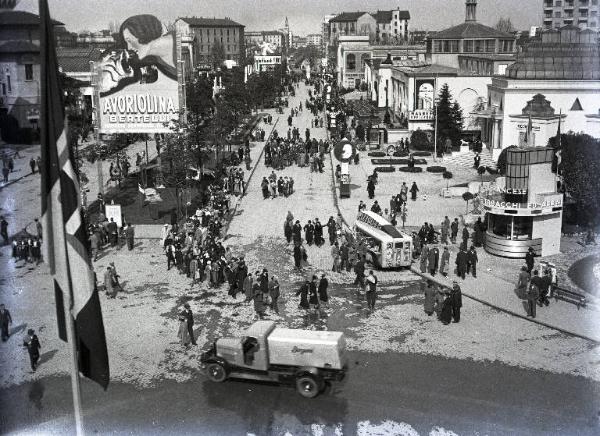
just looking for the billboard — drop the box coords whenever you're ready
[95,14,180,134]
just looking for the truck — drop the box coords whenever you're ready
[200,321,347,398]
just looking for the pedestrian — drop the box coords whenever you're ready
[450,218,459,244]
[34,218,43,240]
[0,304,12,341]
[293,243,302,269]
[2,166,9,183]
[0,216,8,245]
[297,280,310,309]
[462,226,470,248]
[367,177,375,199]
[23,329,41,372]
[525,247,536,274]
[29,157,36,174]
[451,282,462,323]
[365,270,378,312]
[515,265,530,299]
[467,245,478,278]
[423,281,436,316]
[539,268,552,307]
[268,276,280,314]
[353,255,365,289]
[253,283,265,319]
[125,223,135,250]
[410,182,419,201]
[419,244,429,273]
[104,266,116,298]
[455,246,468,280]
[428,245,439,276]
[440,290,453,325]
[309,276,320,312]
[526,277,540,318]
[244,271,254,302]
[177,312,191,346]
[440,246,450,277]
[318,273,329,307]
[181,303,197,345]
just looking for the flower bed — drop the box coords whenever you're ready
[426,166,447,173]
[398,166,423,173]
[411,151,432,157]
[393,151,409,157]
[368,151,387,157]
[371,158,428,165]
[374,166,396,172]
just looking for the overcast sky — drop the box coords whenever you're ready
[16,0,542,35]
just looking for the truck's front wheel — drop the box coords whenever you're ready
[295,375,320,398]
[206,362,227,382]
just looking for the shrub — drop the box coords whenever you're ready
[426,166,447,173]
[410,130,433,151]
[392,150,409,157]
[399,166,423,173]
[411,151,431,157]
[374,166,395,172]
[371,158,427,165]
[368,151,386,157]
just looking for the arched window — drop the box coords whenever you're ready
[346,54,356,71]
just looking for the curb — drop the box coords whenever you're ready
[410,266,600,344]
[222,117,280,237]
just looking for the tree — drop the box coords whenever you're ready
[210,41,226,70]
[435,83,463,150]
[548,133,600,225]
[443,170,453,188]
[477,165,486,183]
[410,129,433,151]
[462,192,474,214]
[495,18,515,33]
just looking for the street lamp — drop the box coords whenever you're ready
[433,97,439,163]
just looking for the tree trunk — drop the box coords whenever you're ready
[465,200,469,214]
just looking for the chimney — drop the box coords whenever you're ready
[466,0,477,22]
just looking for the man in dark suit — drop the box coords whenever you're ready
[181,304,197,345]
[455,247,468,280]
[125,224,135,250]
[0,304,12,341]
[23,329,41,372]
[451,283,463,323]
[428,246,440,276]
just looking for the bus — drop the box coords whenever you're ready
[354,211,412,269]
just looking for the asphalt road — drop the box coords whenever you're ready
[2,350,599,435]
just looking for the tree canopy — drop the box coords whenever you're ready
[495,18,515,33]
[435,83,463,149]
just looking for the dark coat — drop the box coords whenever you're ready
[451,287,462,308]
[181,309,194,327]
[440,297,453,324]
[467,248,478,264]
[428,248,439,271]
[318,278,329,302]
[455,250,468,271]
[309,282,319,305]
[296,283,310,309]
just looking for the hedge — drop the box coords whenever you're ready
[426,166,447,173]
[411,151,432,157]
[392,151,409,157]
[368,151,387,157]
[371,158,427,165]
[374,166,396,172]
[399,167,423,173]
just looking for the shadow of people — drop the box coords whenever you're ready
[10,322,28,337]
[28,380,45,411]
[38,349,58,366]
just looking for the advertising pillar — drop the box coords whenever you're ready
[334,138,355,199]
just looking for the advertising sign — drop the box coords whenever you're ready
[105,204,122,227]
[334,139,355,163]
[95,14,179,134]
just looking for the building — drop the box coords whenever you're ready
[56,46,103,98]
[245,31,264,47]
[481,147,563,258]
[175,17,245,72]
[76,30,115,49]
[0,10,63,129]
[327,8,411,46]
[262,31,286,50]
[427,0,517,69]
[372,9,411,44]
[543,0,600,30]
[472,26,600,159]
[328,12,377,45]
[322,14,337,60]
[307,33,322,47]
[292,36,308,48]
[253,52,282,73]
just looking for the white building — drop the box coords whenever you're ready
[307,33,322,47]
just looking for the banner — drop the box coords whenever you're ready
[95,14,179,134]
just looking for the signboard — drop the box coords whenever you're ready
[95,14,180,134]
[334,138,355,163]
[105,204,122,227]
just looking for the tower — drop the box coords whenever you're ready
[466,0,477,22]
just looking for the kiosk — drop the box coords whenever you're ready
[334,138,355,199]
[481,147,563,258]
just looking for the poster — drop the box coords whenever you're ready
[95,14,180,134]
[105,204,122,228]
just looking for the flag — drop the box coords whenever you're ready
[523,114,532,145]
[39,0,109,390]
[555,109,562,171]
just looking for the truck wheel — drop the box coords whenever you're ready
[206,362,227,382]
[296,375,320,398]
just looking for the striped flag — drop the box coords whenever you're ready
[523,114,533,146]
[39,0,109,389]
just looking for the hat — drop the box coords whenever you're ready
[184,303,190,309]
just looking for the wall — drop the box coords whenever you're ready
[0,54,40,127]
[532,212,562,256]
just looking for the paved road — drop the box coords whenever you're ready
[2,350,599,435]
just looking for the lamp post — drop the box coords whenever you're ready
[433,97,439,163]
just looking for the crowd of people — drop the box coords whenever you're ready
[423,281,463,325]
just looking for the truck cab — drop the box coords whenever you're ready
[200,321,347,398]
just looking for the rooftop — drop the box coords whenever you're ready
[0,9,63,26]
[179,17,244,27]
[0,40,39,53]
[57,47,103,73]
[329,12,369,23]
[394,62,458,76]
[431,22,514,40]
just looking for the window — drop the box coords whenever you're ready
[433,40,443,52]
[6,75,11,93]
[474,40,484,52]
[593,0,598,5]
[591,21,597,27]
[25,64,33,81]
[346,53,356,70]
[485,40,496,52]
[555,11,562,17]
[464,40,474,52]
[555,0,561,6]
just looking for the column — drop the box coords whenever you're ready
[494,120,502,149]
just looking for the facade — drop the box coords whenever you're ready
[328,12,377,46]
[327,9,410,46]
[543,0,600,30]
[426,0,517,69]
[56,47,103,98]
[175,17,245,72]
[482,147,563,258]
[263,31,285,49]
[0,10,62,129]
[372,10,411,43]
[473,26,600,159]
[322,14,337,60]
[458,53,515,76]
[307,33,322,47]
[75,30,115,49]
[336,35,372,88]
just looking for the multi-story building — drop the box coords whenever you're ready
[76,29,115,49]
[372,10,411,44]
[262,31,285,50]
[321,14,337,61]
[542,0,600,30]
[0,10,63,130]
[307,33,322,47]
[326,9,411,46]
[175,17,245,71]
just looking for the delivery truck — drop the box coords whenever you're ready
[200,321,347,398]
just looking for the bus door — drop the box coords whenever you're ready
[395,241,410,266]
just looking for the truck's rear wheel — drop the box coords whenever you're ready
[206,362,227,382]
[296,375,320,398]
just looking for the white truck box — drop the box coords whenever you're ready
[266,328,346,370]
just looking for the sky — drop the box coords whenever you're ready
[15,0,542,35]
